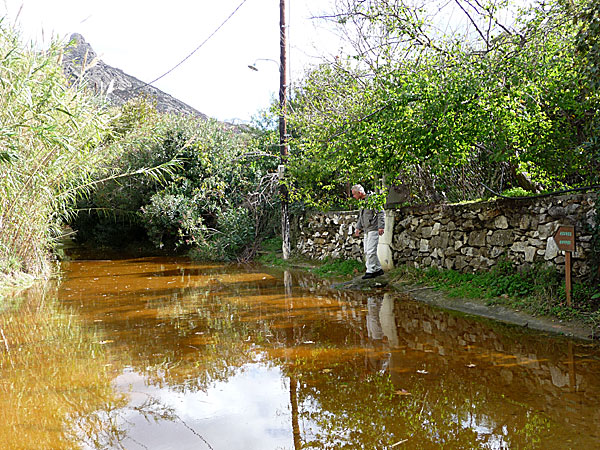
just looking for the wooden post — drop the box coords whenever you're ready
[565,250,572,307]
[568,341,577,392]
[553,225,575,307]
[279,0,290,260]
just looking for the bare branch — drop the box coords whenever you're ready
[454,0,489,48]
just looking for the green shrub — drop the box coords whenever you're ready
[190,207,256,261]
[140,193,204,249]
[71,98,280,260]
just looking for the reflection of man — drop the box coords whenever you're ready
[365,297,389,373]
[380,294,399,347]
[352,184,385,279]
[366,297,384,341]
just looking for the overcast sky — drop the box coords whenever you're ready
[1,0,529,122]
[1,0,342,123]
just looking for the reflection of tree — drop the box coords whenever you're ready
[271,294,565,450]
[59,265,367,395]
[0,286,219,450]
[50,260,600,449]
[290,377,301,450]
[65,283,260,392]
[0,289,128,449]
[138,288,256,391]
[281,360,555,449]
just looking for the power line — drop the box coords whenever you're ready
[135,0,250,91]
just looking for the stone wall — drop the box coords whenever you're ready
[296,211,362,261]
[295,192,598,278]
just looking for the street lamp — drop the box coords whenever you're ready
[247,58,279,72]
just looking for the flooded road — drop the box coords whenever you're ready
[1,256,600,449]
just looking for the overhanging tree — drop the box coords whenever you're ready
[286,0,600,209]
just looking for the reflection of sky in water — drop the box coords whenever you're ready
[51,258,600,449]
[459,417,508,450]
[112,363,293,450]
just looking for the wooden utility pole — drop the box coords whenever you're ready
[279,0,291,260]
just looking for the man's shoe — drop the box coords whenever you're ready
[373,269,385,278]
[362,272,375,279]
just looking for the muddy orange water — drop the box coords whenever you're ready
[1,256,600,449]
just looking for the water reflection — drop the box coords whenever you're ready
[364,296,392,373]
[0,283,129,449]
[1,256,599,449]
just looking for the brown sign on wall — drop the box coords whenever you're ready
[553,225,575,252]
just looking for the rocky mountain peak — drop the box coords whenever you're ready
[62,33,207,119]
[64,33,97,63]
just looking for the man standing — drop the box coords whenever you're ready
[352,184,385,279]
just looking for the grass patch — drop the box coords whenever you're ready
[389,259,600,334]
[260,237,283,253]
[256,238,362,278]
[255,237,289,266]
[311,258,364,278]
[255,237,290,267]
[256,252,289,267]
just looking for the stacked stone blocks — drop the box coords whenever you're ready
[296,193,597,278]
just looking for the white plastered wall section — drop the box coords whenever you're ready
[377,210,395,271]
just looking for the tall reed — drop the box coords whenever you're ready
[0,25,112,277]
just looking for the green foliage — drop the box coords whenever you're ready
[0,25,112,276]
[574,1,600,174]
[72,99,280,260]
[576,0,600,90]
[286,0,600,209]
[141,193,204,249]
[189,207,256,261]
[500,187,535,198]
[312,258,364,278]
[70,97,181,247]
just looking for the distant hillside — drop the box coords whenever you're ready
[62,33,208,119]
